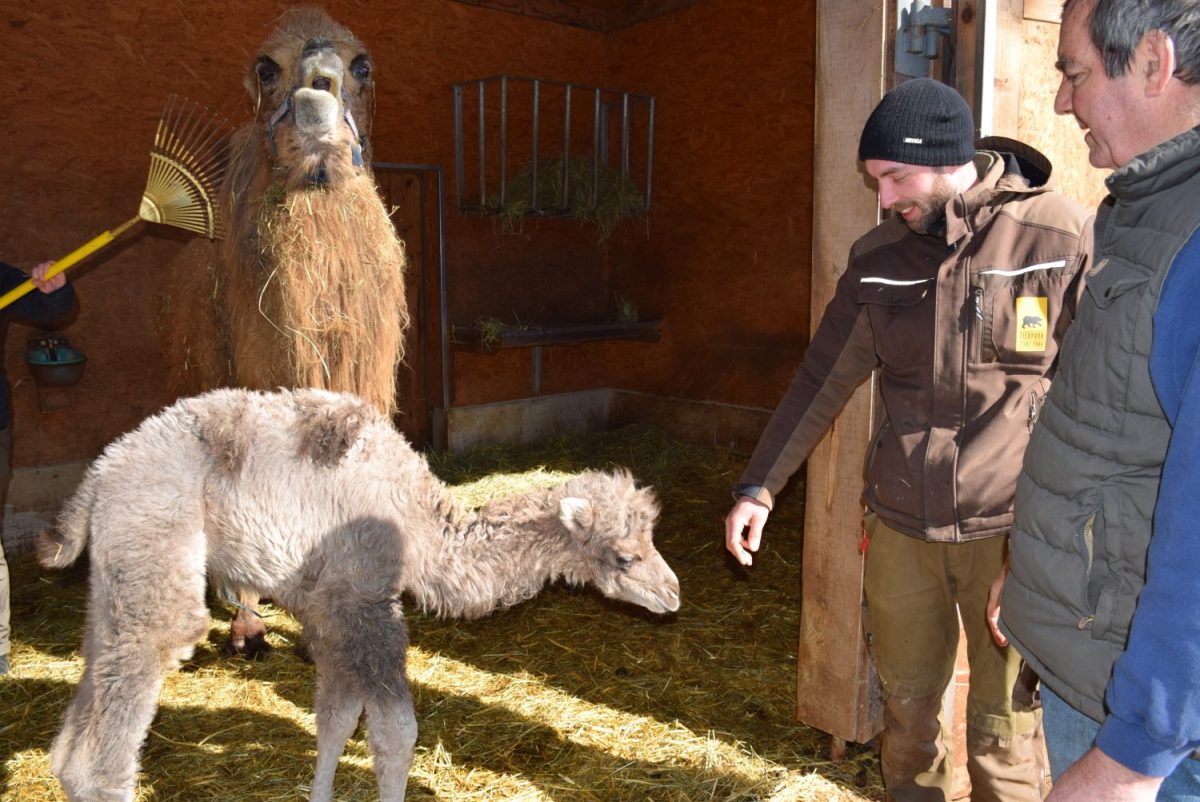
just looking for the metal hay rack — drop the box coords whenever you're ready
[453,76,655,228]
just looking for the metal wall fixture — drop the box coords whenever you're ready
[452,75,655,218]
[895,1,955,79]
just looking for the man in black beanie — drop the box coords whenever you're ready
[724,78,1093,802]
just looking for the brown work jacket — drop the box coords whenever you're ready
[737,149,1092,542]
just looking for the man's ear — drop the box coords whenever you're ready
[1140,29,1177,98]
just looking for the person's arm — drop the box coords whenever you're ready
[986,553,1009,647]
[724,264,879,565]
[1046,748,1162,801]
[3,261,76,322]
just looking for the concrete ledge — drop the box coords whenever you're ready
[445,389,770,455]
[447,389,613,453]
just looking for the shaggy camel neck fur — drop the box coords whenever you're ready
[39,388,680,802]
[163,7,410,660]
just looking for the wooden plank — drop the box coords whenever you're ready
[798,0,887,746]
[1023,0,1062,23]
[445,0,702,31]
[992,0,1025,136]
[954,0,981,119]
[1017,17,1111,208]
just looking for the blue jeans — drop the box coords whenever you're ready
[1042,684,1200,800]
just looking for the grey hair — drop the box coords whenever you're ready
[1063,0,1200,83]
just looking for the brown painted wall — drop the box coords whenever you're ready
[2,0,815,469]
[603,1,816,407]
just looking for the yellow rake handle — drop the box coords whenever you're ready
[0,216,141,311]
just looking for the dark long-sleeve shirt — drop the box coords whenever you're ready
[0,261,77,429]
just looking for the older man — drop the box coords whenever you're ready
[994,1,1200,799]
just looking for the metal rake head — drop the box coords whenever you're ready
[138,95,232,240]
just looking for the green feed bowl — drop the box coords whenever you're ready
[26,346,86,387]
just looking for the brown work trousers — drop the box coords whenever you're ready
[863,515,1046,802]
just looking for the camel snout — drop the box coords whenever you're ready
[292,89,341,138]
[301,50,344,100]
[628,557,681,614]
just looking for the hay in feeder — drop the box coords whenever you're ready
[0,425,883,801]
[488,156,647,243]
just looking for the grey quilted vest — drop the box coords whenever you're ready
[1000,125,1200,723]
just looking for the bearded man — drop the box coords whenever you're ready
[724,78,1092,802]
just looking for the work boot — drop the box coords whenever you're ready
[965,722,1048,802]
[880,691,954,802]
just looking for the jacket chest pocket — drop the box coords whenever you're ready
[857,278,934,368]
[973,259,1075,366]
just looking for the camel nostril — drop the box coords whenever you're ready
[312,76,332,92]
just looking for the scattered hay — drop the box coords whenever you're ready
[0,424,883,801]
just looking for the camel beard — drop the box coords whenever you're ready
[250,176,409,416]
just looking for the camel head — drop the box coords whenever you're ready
[557,471,681,615]
[247,8,375,190]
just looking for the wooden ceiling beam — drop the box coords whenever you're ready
[448,0,703,32]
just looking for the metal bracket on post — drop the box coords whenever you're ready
[895,1,955,78]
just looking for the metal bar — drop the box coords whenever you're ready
[499,76,509,206]
[456,75,652,101]
[477,80,486,206]
[562,84,572,210]
[531,345,543,395]
[436,166,449,419]
[645,96,655,212]
[368,163,449,436]
[592,88,601,208]
[621,92,631,179]
[531,79,540,210]
[453,85,465,208]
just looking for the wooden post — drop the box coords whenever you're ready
[796,1,888,746]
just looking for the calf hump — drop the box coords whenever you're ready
[195,395,255,474]
[295,394,373,466]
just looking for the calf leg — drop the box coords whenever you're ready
[310,670,366,802]
[306,595,413,801]
[52,528,209,802]
[365,689,418,802]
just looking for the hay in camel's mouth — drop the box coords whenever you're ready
[1,425,883,801]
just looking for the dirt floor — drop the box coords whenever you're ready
[0,424,884,801]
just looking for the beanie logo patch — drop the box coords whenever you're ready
[903,137,924,144]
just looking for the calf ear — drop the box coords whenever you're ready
[559,497,595,532]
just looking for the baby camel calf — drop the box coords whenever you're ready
[39,387,681,802]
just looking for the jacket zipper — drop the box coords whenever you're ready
[972,285,985,362]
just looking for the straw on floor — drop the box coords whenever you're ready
[0,424,883,801]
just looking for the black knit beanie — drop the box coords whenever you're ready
[858,78,976,166]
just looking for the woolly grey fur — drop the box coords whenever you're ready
[38,388,680,802]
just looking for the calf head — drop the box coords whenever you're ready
[558,471,681,615]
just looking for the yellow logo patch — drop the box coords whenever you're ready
[1015,296,1048,352]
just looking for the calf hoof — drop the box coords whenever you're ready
[222,632,272,660]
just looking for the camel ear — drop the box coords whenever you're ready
[559,497,594,532]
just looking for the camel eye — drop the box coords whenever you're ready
[350,55,372,82]
[255,56,281,88]
[615,554,638,571]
